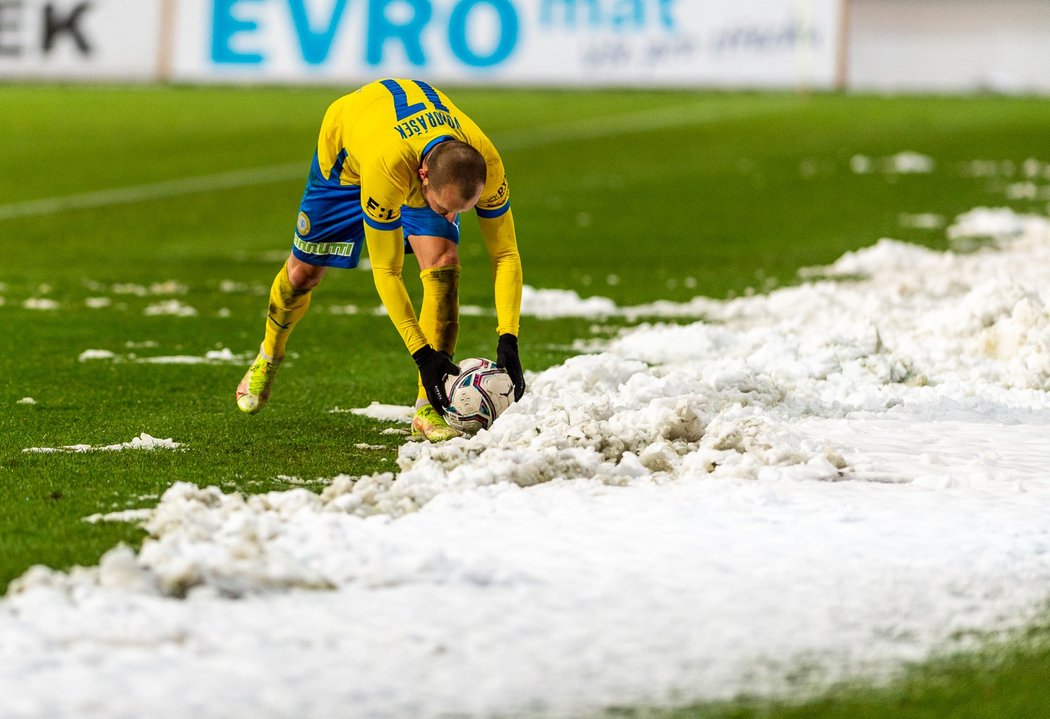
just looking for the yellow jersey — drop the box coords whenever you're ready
[315,79,521,353]
[316,78,511,226]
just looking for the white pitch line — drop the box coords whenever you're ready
[0,163,306,222]
[0,101,784,222]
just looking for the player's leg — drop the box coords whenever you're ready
[403,208,462,440]
[266,254,325,358]
[407,235,462,440]
[235,255,325,414]
[237,154,366,414]
[411,235,461,361]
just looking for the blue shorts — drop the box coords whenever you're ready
[290,153,460,269]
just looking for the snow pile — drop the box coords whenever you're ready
[2,208,1050,718]
[520,285,619,318]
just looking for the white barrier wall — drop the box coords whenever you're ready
[0,0,844,88]
[0,0,164,80]
[846,0,1050,94]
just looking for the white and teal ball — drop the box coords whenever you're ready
[443,357,516,434]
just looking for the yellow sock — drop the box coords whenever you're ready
[261,260,312,359]
[416,264,460,402]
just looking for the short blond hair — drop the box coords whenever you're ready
[427,140,487,204]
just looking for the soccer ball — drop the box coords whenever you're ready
[443,357,516,435]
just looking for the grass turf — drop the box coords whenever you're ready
[2,85,1050,716]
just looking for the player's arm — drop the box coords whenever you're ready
[476,169,525,399]
[363,224,426,352]
[359,160,432,353]
[478,208,522,338]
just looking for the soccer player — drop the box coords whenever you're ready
[235,79,525,441]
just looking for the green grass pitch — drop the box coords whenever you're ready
[1,85,1049,717]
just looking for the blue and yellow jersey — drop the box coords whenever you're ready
[314,78,521,353]
[316,78,511,229]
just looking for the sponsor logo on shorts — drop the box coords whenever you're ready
[297,211,311,236]
[293,235,356,258]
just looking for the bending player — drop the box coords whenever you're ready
[235,78,526,441]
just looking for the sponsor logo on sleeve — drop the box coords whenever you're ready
[481,177,509,209]
[366,196,398,222]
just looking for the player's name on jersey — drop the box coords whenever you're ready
[394,112,462,140]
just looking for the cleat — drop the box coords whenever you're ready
[236,353,282,414]
[411,404,461,442]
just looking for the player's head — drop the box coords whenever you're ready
[419,140,487,221]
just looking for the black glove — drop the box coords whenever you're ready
[412,345,460,414]
[496,333,525,401]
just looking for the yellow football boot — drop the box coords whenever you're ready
[411,404,461,442]
[235,353,282,414]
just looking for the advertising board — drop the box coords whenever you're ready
[0,0,163,80]
[0,0,842,88]
[171,0,843,87]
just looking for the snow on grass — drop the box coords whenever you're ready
[3,207,1050,718]
[330,401,414,423]
[143,299,197,317]
[850,151,935,175]
[22,298,59,311]
[82,509,154,525]
[78,347,248,364]
[22,433,183,454]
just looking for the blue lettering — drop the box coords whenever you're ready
[288,0,349,65]
[449,0,518,67]
[211,0,264,64]
[367,0,430,66]
[540,0,676,30]
[610,0,642,29]
[658,0,674,28]
[541,0,599,28]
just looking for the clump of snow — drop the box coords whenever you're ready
[850,151,935,175]
[335,401,414,423]
[947,206,1037,241]
[144,299,197,317]
[84,297,113,309]
[898,212,945,229]
[138,347,244,364]
[79,349,118,362]
[80,346,247,365]
[17,397,36,405]
[327,304,361,315]
[887,151,935,174]
[112,281,188,296]
[521,285,619,318]
[22,298,59,310]
[3,208,1050,718]
[22,433,183,454]
[83,509,153,525]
